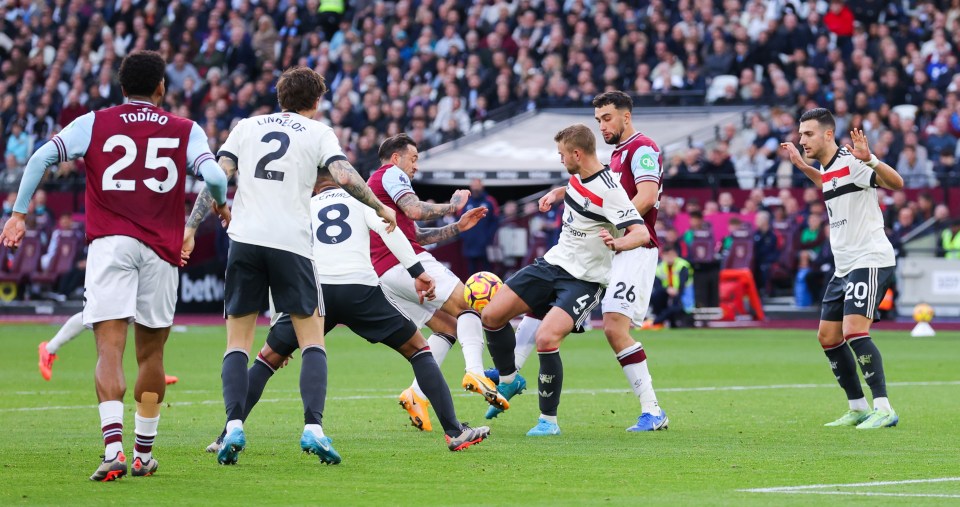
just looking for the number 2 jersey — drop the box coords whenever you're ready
[310,187,421,285]
[218,112,347,259]
[820,146,895,276]
[545,168,644,285]
[48,100,216,265]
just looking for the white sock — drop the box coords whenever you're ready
[873,397,892,412]
[617,343,661,416]
[514,316,540,371]
[99,400,124,459]
[849,397,870,411]
[457,311,485,374]
[134,413,159,461]
[539,414,558,424]
[304,423,325,438]
[411,333,455,399]
[226,419,243,434]
[46,312,85,354]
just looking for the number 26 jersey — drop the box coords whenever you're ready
[218,113,347,259]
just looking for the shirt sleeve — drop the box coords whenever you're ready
[51,112,95,161]
[317,127,347,168]
[849,157,879,189]
[381,165,415,204]
[363,204,425,278]
[216,120,241,164]
[630,144,662,184]
[601,185,644,229]
[185,122,216,177]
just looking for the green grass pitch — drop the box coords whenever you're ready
[1,324,958,506]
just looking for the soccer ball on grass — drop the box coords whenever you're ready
[464,271,503,312]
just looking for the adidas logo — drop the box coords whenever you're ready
[854,301,865,308]
[539,390,554,398]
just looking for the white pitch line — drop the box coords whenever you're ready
[3,380,959,413]
[741,476,960,492]
[739,477,960,499]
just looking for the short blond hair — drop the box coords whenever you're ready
[554,124,596,155]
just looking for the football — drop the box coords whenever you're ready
[913,303,934,323]
[464,271,503,312]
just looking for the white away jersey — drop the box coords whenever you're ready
[219,113,346,259]
[543,168,644,284]
[311,187,420,285]
[820,147,896,276]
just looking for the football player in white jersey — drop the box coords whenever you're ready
[493,91,668,432]
[480,124,651,436]
[782,108,903,429]
[184,66,397,465]
[204,167,491,454]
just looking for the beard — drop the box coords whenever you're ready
[605,129,623,145]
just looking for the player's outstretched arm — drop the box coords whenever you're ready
[396,189,469,221]
[780,142,823,189]
[1,141,62,248]
[328,159,397,232]
[600,223,650,253]
[539,186,566,211]
[182,157,234,265]
[845,128,904,190]
[414,207,487,245]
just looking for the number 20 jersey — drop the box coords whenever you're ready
[52,101,213,266]
[218,113,347,259]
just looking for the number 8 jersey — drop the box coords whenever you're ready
[51,100,215,266]
[218,112,347,259]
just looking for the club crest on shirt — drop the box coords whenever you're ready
[832,177,839,191]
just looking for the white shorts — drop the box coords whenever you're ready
[601,247,659,324]
[83,236,179,329]
[379,252,460,328]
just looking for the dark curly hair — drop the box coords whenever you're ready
[277,66,327,112]
[118,50,167,98]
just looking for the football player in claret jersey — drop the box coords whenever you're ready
[195,66,397,465]
[481,124,651,436]
[205,167,490,453]
[1,50,229,481]
[781,108,904,429]
[366,134,504,432]
[499,91,668,431]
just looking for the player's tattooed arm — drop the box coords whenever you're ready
[415,206,488,245]
[186,157,236,230]
[328,159,397,232]
[415,223,461,246]
[396,189,469,221]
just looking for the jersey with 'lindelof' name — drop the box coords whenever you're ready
[310,187,420,286]
[543,168,644,285]
[218,112,347,259]
[820,146,895,277]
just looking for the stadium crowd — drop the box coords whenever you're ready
[2,0,960,190]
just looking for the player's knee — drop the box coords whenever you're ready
[817,330,842,348]
[259,346,286,370]
[603,326,633,350]
[535,332,561,351]
[481,309,508,330]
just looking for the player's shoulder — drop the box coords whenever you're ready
[587,167,621,191]
[629,132,660,151]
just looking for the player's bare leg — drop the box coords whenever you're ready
[218,312,258,464]
[396,332,490,451]
[402,311,457,432]
[603,312,667,431]
[91,319,129,481]
[527,307,574,436]
[842,314,896,428]
[291,310,340,464]
[131,324,167,476]
[819,319,869,426]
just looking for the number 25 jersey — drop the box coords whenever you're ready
[218,113,347,259]
[51,100,214,266]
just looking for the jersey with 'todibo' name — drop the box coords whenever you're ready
[368,164,428,276]
[51,100,213,266]
[544,168,644,284]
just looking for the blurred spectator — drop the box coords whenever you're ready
[717,192,739,213]
[884,190,908,229]
[798,212,826,258]
[681,210,713,249]
[753,211,780,297]
[649,245,693,329]
[5,122,32,166]
[940,221,960,259]
[897,145,936,188]
[458,179,500,274]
